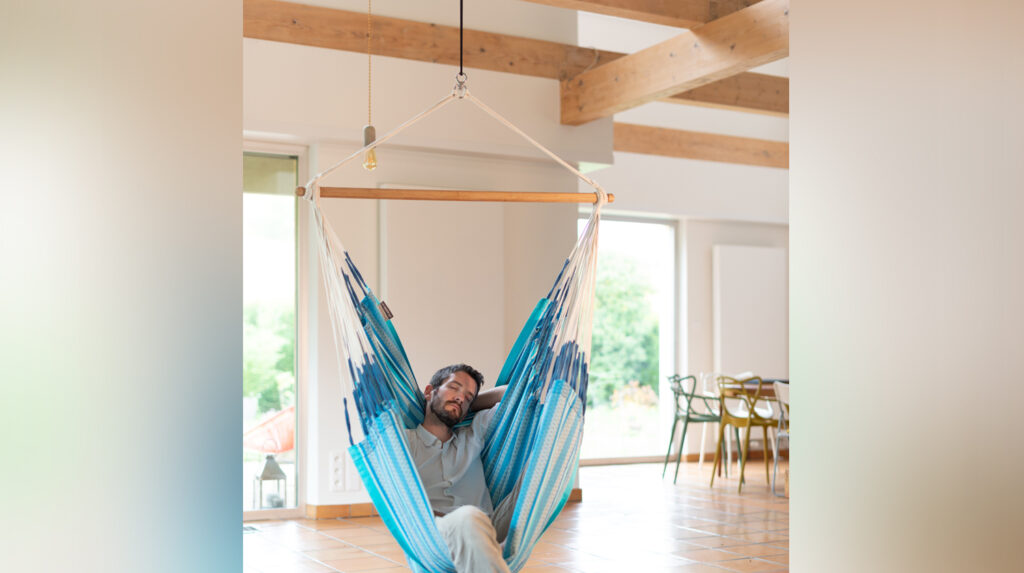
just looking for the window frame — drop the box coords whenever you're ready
[576,210,680,465]
[242,141,308,521]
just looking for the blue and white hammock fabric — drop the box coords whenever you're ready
[303,86,606,573]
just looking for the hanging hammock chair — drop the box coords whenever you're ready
[303,78,607,573]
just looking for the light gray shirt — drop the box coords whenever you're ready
[406,407,498,516]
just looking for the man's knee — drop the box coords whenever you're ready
[437,505,509,572]
[438,505,496,543]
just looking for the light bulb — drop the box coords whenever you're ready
[362,124,378,171]
[362,148,377,171]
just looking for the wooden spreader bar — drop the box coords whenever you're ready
[296,186,614,204]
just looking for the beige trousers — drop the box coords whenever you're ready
[435,495,515,573]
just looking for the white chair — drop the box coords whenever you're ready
[771,381,790,497]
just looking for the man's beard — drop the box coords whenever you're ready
[429,394,464,428]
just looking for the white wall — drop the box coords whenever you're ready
[684,221,790,381]
[792,1,1024,571]
[3,0,241,571]
[503,203,579,349]
[589,152,789,224]
[301,150,380,504]
[680,220,788,455]
[387,199,507,383]
[713,245,788,378]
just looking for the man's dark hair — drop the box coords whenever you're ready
[429,363,485,399]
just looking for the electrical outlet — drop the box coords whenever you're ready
[329,449,362,492]
[330,450,346,492]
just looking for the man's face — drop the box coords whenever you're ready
[426,371,479,428]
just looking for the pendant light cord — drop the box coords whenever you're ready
[459,0,464,76]
[367,0,373,125]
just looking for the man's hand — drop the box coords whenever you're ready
[469,385,507,412]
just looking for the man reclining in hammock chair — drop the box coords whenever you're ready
[406,363,513,573]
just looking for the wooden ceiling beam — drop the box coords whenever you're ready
[243,0,619,81]
[560,0,789,125]
[665,72,787,116]
[243,0,787,116]
[520,0,711,29]
[519,1,763,29]
[614,123,788,168]
[708,1,765,20]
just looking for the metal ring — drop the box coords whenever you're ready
[453,72,469,98]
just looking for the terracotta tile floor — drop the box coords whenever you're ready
[244,461,789,572]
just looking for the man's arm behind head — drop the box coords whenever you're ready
[469,385,507,412]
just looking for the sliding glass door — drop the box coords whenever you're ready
[579,216,677,461]
[242,152,299,514]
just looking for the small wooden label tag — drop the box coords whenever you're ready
[379,301,394,320]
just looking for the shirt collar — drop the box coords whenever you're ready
[414,424,445,448]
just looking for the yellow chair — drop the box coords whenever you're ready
[710,374,777,493]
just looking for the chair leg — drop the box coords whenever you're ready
[662,416,679,478]
[673,417,691,484]
[763,425,771,485]
[770,425,778,464]
[720,425,729,478]
[738,426,752,493]
[772,433,785,497]
[698,423,708,471]
[710,420,727,488]
[727,426,741,479]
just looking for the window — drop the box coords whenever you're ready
[242,152,299,512]
[579,216,676,460]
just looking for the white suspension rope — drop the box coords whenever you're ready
[464,91,608,209]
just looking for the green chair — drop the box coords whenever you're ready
[662,374,740,484]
